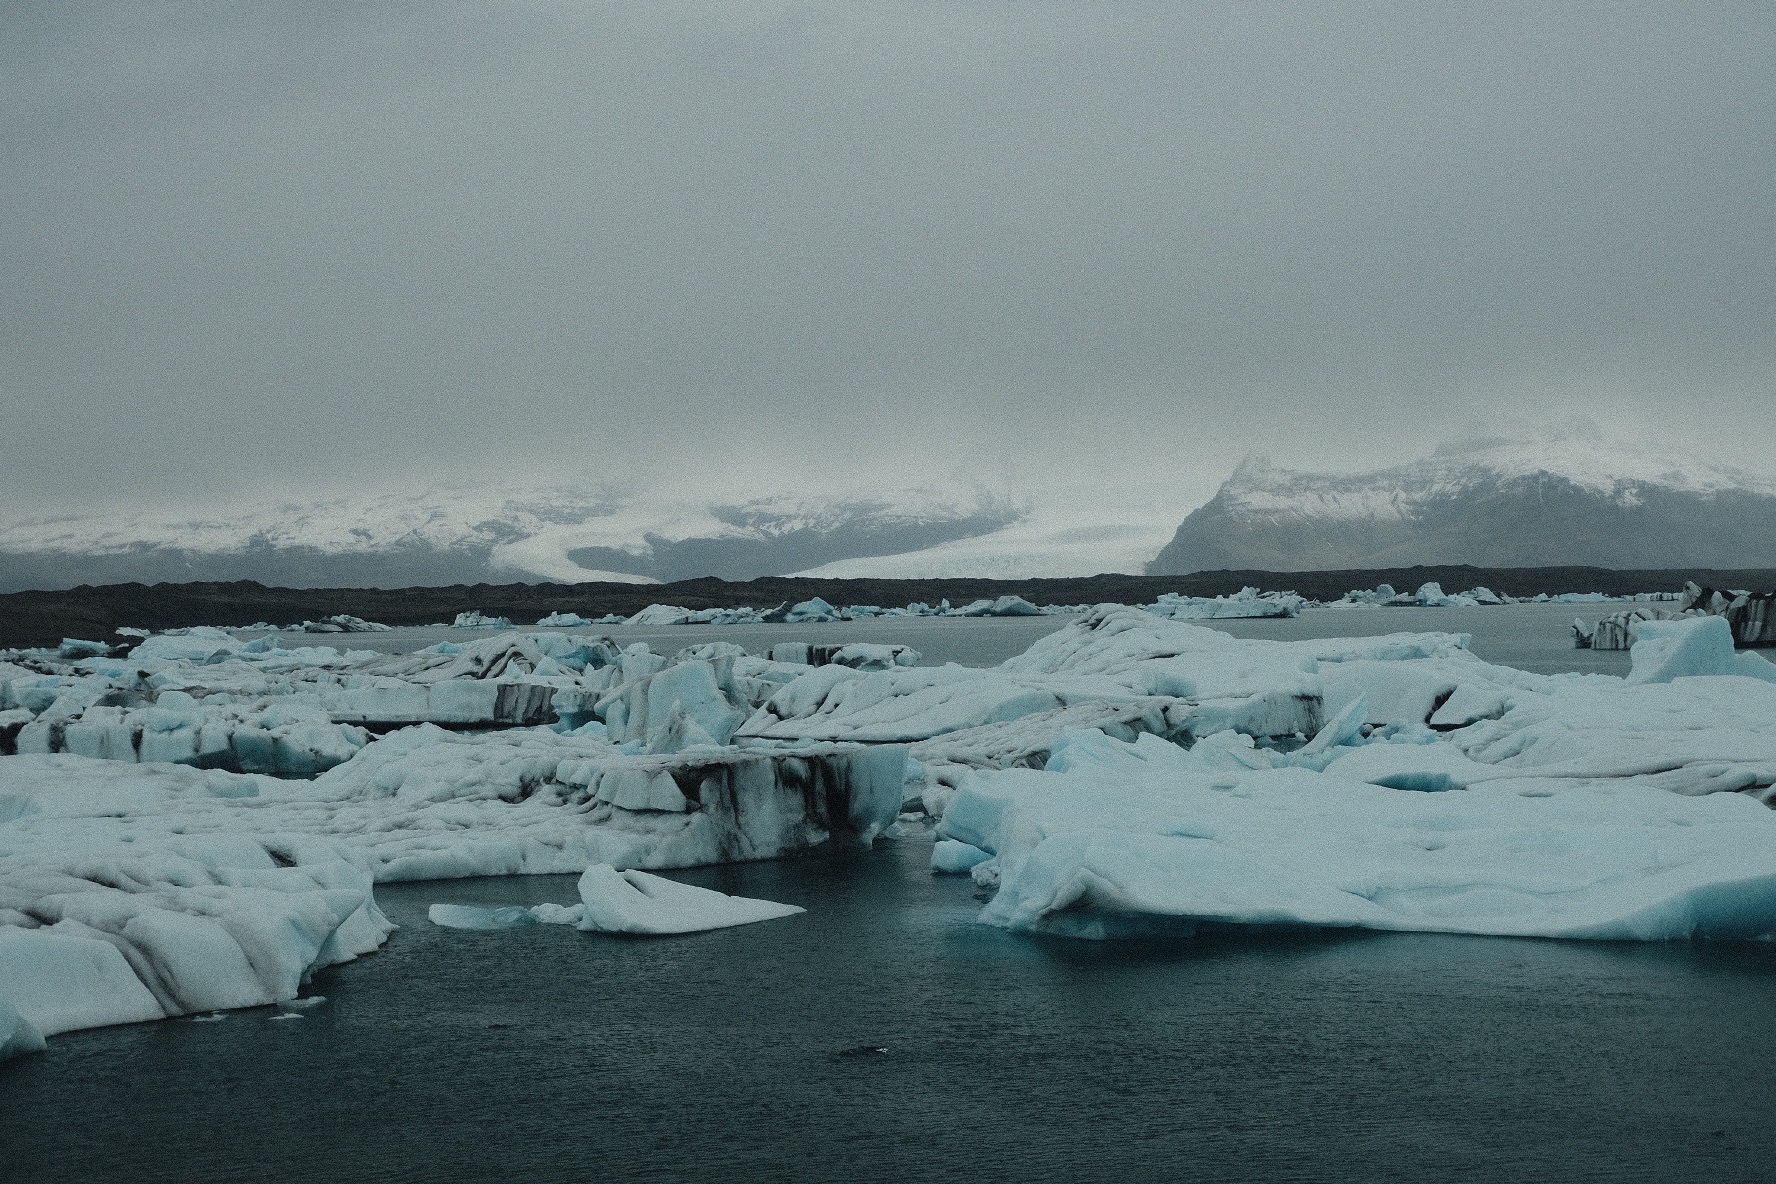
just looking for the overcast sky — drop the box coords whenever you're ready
[4,1,1771,522]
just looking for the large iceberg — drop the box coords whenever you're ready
[0,831,391,1036]
[942,729,1776,941]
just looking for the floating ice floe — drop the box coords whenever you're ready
[0,631,641,770]
[1324,583,1513,609]
[624,604,768,626]
[0,730,897,1051]
[766,642,920,671]
[452,611,512,629]
[12,603,1776,1055]
[1147,587,1305,620]
[0,830,391,1038]
[1572,606,1688,650]
[579,594,1076,627]
[1572,582,1774,651]
[947,595,1045,617]
[942,728,1776,941]
[536,611,626,627]
[428,864,802,936]
[1530,591,1615,605]
[298,615,391,633]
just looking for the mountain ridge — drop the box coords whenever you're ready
[0,483,1028,593]
[1150,435,1776,575]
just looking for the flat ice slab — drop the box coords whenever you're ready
[428,865,803,936]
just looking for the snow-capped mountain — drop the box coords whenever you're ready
[1148,431,1776,575]
[0,482,1027,592]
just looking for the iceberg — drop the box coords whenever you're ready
[0,631,646,766]
[1573,606,1685,650]
[536,611,626,627]
[784,597,844,623]
[13,595,1776,1053]
[943,730,1776,941]
[1325,583,1511,609]
[1624,616,1776,685]
[0,729,898,1046]
[428,865,802,935]
[0,834,391,1040]
[575,865,802,934]
[1147,587,1305,620]
[947,595,1045,617]
[1677,581,1776,647]
[624,604,694,626]
[766,642,920,671]
[930,838,992,874]
[451,611,512,629]
[0,999,46,1060]
[300,615,391,633]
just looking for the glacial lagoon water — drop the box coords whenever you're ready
[274,600,1636,675]
[11,603,1771,1184]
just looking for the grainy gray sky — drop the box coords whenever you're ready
[4,1,1772,520]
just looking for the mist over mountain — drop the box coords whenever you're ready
[0,483,1026,593]
[1149,432,1776,575]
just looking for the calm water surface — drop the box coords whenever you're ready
[271,600,1633,674]
[8,603,1756,1184]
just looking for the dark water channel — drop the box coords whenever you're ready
[7,836,1776,1183]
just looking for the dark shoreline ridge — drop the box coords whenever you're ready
[5,566,1776,650]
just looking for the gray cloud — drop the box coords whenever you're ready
[4,1,1771,523]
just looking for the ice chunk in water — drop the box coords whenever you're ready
[427,904,540,930]
[574,865,803,935]
[428,866,802,936]
[0,999,46,1060]
[1626,616,1776,685]
[931,839,992,874]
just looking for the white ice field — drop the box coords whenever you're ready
[5,605,1776,1056]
